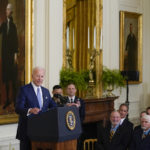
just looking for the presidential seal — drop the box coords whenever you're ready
[66,111,76,130]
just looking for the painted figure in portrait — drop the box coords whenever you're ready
[0,0,25,114]
[124,19,138,71]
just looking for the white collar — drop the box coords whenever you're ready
[31,82,42,94]
[120,118,125,125]
[68,96,75,100]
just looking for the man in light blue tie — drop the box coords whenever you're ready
[15,66,56,150]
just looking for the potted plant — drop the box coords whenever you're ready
[59,68,89,90]
[102,67,126,97]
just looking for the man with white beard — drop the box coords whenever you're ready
[130,114,150,150]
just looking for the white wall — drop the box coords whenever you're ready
[0,0,150,149]
[33,0,63,92]
[103,0,150,124]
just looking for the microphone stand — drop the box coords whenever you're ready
[125,79,129,119]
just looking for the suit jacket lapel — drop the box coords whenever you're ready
[29,83,40,108]
[41,87,49,107]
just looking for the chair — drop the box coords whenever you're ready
[83,138,97,150]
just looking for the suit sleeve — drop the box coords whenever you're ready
[0,23,4,33]
[115,124,133,150]
[95,123,105,150]
[79,99,85,122]
[15,87,29,118]
[48,91,57,108]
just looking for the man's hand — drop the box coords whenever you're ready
[66,102,80,108]
[29,108,40,114]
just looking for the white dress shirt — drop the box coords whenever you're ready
[120,118,125,125]
[27,82,43,116]
[31,82,43,107]
[68,96,75,103]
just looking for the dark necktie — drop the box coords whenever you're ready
[71,99,73,103]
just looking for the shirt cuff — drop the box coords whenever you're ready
[27,108,31,116]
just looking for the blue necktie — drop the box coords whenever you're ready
[37,87,42,109]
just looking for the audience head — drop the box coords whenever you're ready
[119,103,129,119]
[32,67,45,86]
[141,114,150,131]
[146,107,150,115]
[66,83,77,97]
[52,85,63,96]
[140,111,147,119]
[110,111,121,127]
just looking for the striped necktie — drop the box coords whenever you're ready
[110,130,115,141]
[142,133,147,139]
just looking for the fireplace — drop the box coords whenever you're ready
[80,97,118,149]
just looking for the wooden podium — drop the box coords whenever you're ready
[28,106,81,150]
[31,139,77,150]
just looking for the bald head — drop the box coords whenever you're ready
[32,67,45,86]
[110,111,121,127]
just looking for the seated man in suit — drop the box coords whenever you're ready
[66,83,85,122]
[96,110,132,150]
[134,111,147,131]
[15,67,56,150]
[119,103,133,148]
[130,114,150,150]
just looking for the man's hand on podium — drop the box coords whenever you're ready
[66,101,81,108]
[29,108,40,114]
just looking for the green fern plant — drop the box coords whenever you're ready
[59,68,89,90]
[102,67,125,90]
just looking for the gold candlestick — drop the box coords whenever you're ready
[86,49,100,98]
[66,49,74,69]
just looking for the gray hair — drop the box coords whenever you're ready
[32,66,45,75]
[141,114,150,123]
[7,3,13,12]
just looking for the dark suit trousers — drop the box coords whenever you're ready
[20,138,31,150]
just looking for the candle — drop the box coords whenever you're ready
[73,28,74,49]
[88,27,90,49]
[100,28,103,49]
[67,26,69,49]
[94,27,96,49]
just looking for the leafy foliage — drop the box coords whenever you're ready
[59,68,89,90]
[102,67,125,90]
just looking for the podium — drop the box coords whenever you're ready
[28,106,82,150]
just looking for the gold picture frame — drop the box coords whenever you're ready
[119,11,142,84]
[0,0,33,124]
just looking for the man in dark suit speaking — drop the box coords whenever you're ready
[15,67,56,150]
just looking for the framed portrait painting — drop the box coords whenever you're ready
[0,0,33,124]
[119,11,142,84]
